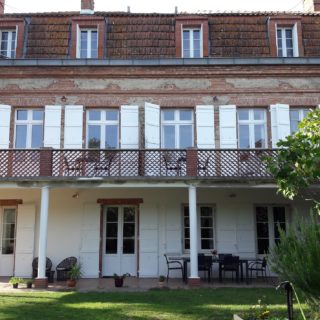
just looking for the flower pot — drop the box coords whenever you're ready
[27,283,32,289]
[12,283,18,289]
[114,278,123,287]
[158,281,165,288]
[67,279,77,287]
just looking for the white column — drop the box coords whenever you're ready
[188,185,199,279]
[37,186,50,278]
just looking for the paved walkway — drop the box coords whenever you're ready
[0,276,276,293]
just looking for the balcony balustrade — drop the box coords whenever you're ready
[0,148,278,180]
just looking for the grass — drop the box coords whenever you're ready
[0,288,309,320]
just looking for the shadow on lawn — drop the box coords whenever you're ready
[0,288,290,320]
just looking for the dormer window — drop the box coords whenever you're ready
[78,28,98,58]
[182,28,202,58]
[175,17,208,58]
[277,26,297,57]
[0,29,16,59]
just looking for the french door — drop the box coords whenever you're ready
[102,206,137,276]
[0,208,16,276]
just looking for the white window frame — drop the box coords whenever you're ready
[76,26,98,59]
[161,109,194,149]
[254,205,289,255]
[289,108,310,134]
[181,27,203,58]
[183,204,216,253]
[1,207,17,255]
[0,28,17,59]
[14,109,44,149]
[276,24,299,57]
[237,109,267,149]
[86,109,119,149]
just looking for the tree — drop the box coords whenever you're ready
[266,108,320,210]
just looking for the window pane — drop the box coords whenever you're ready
[256,207,268,221]
[123,223,135,237]
[124,208,135,222]
[106,207,118,222]
[163,110,174,121]
[15,125,27,148]
[254,110,264,120]
[185,239,190,250]
[163,125,175,148]
[290,110,299,120]
[89,110,101,121]
[105,125,118,149]
[106,223,117,237]
[91,49,98,59]
[257,239,269,254]
[238,110,249,120]
[257,223,269,238]
[88,125,101,148]
[179,110,192,121]
[201,239,213,250]
[303,109,309,118]
[273,207,286,222]
[287,49,294,57]
[2,239,14,254]
[105,239,117,254]
[179,125,192,148]
[33,110,43,121]
[91,31,98,49]
[4,209,15,224]
[201,217,213,228]
[17,110,28,121]
[201,207,212,217]
[239,125,250,148]
[285,29,292,39]
[184,228,190,238]
[106,110,118,121]
[201,228,213,238]
[31,125,43,148]
[254,124,265,148]
[123,239,134,254]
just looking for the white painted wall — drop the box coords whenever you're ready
[0,187,312,278]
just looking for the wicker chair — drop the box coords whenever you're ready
[56,257,77,281]
[32,257,53,281]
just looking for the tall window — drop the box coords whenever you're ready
[290,109,310,134]
[238,109,267,148]
[1,208,16,254]
[255,206,287,254]
[0,30,16,59]
[87,110,119,149]
[183,205,215,252]
[161,109,193,148]
[182,28,202,58]
[78,28,98,58]
[277,27,297,57]
[15,109,44,148]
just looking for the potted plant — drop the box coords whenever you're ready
[9,277,24,289]
[158,275,166,288]
[26,279,33,289]
[67,262,82,288]
[113,273,129,287]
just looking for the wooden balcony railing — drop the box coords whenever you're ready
[0,148,278,180]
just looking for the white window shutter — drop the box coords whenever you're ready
[196,105,215,149]
[14,204,35,277]
[270,104,290,148]
[44,105,62,149]
[64,105,83,149]
[219,105,237,148]
[145,102,160,149]
[0,105,11,149]
[120,105,139,149]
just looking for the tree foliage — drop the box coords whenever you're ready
[266,108,320,208]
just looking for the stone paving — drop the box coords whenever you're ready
[0,276,276,293]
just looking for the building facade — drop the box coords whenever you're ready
[0,0,319,287]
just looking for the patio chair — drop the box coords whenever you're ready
[162,153,182,176]
[164,254,184,282]
[219,255,240,282]
[56,256,77,281]
[198,254,212,282]
[248,257,268,281]
[32,257,54,282]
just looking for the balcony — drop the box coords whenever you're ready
[0,149,277,181]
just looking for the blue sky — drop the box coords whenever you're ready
[4,0,304,14]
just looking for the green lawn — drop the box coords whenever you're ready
[0,288,308,320]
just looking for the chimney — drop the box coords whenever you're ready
[81,0,94,14]
[304,0,320,11]
[0,0,5,15]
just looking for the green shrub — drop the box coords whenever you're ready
[268,213,320,316]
